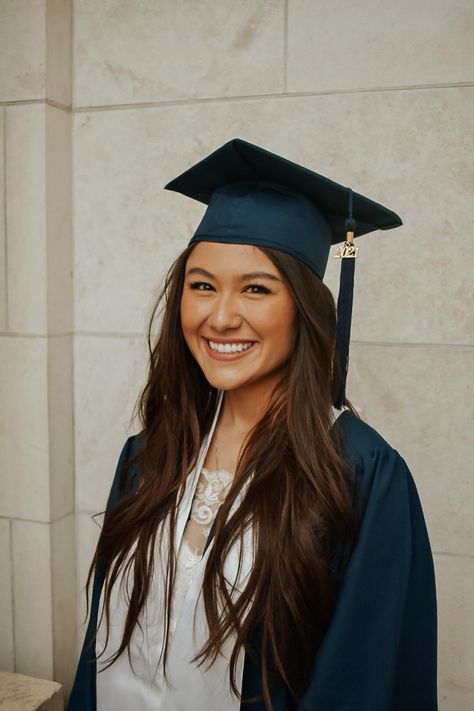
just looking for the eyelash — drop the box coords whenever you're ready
[189,281,271,295]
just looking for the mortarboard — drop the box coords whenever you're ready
[164,138,402,408]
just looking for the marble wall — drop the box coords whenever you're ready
[0,0,75,691]
[1,0,473,706]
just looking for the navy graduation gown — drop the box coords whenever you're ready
[68,411,437,710]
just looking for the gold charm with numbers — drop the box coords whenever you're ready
[334,241,359,259]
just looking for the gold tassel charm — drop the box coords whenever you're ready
[334,229,359,258]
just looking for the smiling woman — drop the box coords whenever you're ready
[180,242,296,396]
[69,139,437,711]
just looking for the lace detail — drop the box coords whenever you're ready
[169,467,234,640]
[189,467,234,530]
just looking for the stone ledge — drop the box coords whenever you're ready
[0,672,64,711]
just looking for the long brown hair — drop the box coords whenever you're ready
[86,243,361,708]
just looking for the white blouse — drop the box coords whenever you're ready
[96,389,255,710]
[96,391,346,710]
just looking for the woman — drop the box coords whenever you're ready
[69,139,437,710]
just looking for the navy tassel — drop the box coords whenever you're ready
[335,190,357,409]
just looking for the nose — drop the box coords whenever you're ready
[206,292,242,331]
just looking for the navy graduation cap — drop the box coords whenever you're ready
[165,138,402,408]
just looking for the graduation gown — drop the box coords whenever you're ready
[68,410,437,710]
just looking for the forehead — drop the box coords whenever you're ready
[185,241,280,274]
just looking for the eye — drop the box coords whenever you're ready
[244,283,272,295]
[189,281,215,291]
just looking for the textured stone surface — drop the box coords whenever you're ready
[347,342,474,556]
[74,334,147,510]
[45,105,73,336]
[0,108,5,332]
[435,555,474,707]
[0,1,46,103]
[0,336,50,521]
[51,513,77,691]
[0,671,63,710]
[46,0,72,106]
[48,336,74,520]
[11,521,53,679]
[287,0,474,92]
[73,0,285,106]
[5,105,47,335]
[0,521,14,671]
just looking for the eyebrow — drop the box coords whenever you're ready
[186,267,282,282]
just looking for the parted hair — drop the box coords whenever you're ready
[86,244,361,709]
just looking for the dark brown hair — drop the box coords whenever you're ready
[86,244,361,709]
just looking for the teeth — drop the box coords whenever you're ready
[208,340,254,354]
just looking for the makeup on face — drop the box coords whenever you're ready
[180,242,296,393]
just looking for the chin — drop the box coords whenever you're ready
[197,366,252,392]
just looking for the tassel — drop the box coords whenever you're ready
[334,190,358,409]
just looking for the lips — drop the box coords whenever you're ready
[203,337,257,359]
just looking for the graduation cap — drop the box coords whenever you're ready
[165,138,402,408]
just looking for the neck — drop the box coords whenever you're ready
[219,375,283,434]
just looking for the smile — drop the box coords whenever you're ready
[203,338,257,359]
[208,339,254,353]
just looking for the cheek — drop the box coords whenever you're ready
[263,299,295,340]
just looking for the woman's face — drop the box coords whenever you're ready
[180,242,296,393]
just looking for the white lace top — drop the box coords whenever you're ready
[169,466,235,640]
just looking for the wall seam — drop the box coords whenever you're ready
[283,0,288,93]
[9,519,16,672]
[0,99,71,112]
[2,107,7,331]
[433,551,474,560]
[71,81,474,114]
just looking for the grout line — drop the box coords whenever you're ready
[0,98,71,112]
[70,0,75,112]
[71,81,474,113]
[9,520,16,672]
[283,0,289,93]
[0,331,69,338]
[0,510,74,526]
[350,340,474,350]
[2,107,7,331]
[1,83,472,115]
[433,550,474,560]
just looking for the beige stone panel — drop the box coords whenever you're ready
[440,689,474,711]
[0,336,50,520]
[0,108,6,331]
[0,519,14,671]
[287,0,474,93]
[12,519,53,679]
[74,87,473,343]
[6,104,47,335]
[74,509,102,651]
[435,554,474,706]
[46,0,72,107]
[0,671,64,711]
[46,105,73,336]
[48,335,74,520]
[74,335,147,511]
[73,0,285,107]
[347,343,474,556]
[0,0,46,102]
[73,107,204,333]
[51,513,77,691]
